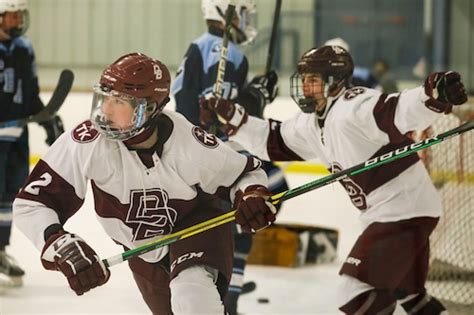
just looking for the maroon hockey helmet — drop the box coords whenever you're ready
[100,52,171,108]
[91,53,171,140]
[290,45,354,113]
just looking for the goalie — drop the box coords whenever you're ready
[200,44,468,314]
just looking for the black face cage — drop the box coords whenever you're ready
[290,71,316,113]
[4,9,30,38]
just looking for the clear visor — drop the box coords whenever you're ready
[90,84,149,141]
[236,6,257,45]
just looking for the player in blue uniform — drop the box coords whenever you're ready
[171,1,288,313]
[0,0,63,287]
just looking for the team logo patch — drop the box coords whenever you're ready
[331,162,367,210]
[344,87,366,100]
[127,188,178,241]
[72,120,99,143]
[192,126,219,148]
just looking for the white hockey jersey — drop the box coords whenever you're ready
[13,110,267,263]
[232,86,444,227]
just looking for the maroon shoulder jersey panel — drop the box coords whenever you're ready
[267,119,304,161]
[373,94,406,143]
[16,159,84,224]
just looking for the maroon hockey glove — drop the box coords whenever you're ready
[234,185,277,233]
[424,71,467,114]
[199,96,219,129]
[41,230,110,296]
[204,97,248,136]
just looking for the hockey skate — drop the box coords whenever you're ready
[0,250,25,288]
[241,281,256,295]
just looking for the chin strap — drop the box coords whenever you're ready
[315,86,346,120]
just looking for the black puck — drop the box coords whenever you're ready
[257,297,269,304]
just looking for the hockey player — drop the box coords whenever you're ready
[0,0,63,288]
[172,0,288,313]
[201,45,468,314]
[13,52,276,315]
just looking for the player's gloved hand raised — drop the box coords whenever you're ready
[202,97,248,136]
[424,71,467,114]
[199,95,219,129]
[41,230,110,295]
[248,70,279,105]
[234,185,277,233]
[39,115,64,146]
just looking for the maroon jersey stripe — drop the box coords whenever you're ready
[267,119,304,161]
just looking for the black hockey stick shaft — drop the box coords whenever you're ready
[103,119,473,267]
[0,69,74,129]
[265,0,282,74]
[212,0,237,99]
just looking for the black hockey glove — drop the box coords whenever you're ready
[234,185,277,233]
[39,116,64,146]
[248,70,279,106]
[424,71,467,114]
[41,230,110,296]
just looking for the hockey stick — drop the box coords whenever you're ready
[208,0,237,134]
[213,0,237,99]
[0,69,74,129]
[103,119,474,267]
[264,0,282,75]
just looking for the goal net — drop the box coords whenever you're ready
[419,104,474,310]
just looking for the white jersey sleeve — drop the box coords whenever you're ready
[13,124,92,251]
[230,114,317,162]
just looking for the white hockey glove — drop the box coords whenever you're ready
[41,230,110,295]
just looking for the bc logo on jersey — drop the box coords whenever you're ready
[331,162,367,210]
[72,120,100,143]
[126,188,178,241]
[192,126,219,148]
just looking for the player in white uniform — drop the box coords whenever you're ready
[12,53,276,315]
[200,45,468,314]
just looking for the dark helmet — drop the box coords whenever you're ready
[290,45,354,113]
[91,53,171,140]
